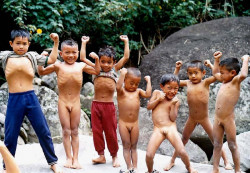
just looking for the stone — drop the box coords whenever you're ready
[33,77,42,86]
[0,113,5,124]
[17,136,25,145]
[40,72,57,90]
[19,127,28,144]
[80,95,93,111]
[81,82,94,96]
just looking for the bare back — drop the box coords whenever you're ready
[94,77,116,102]
[56,62,85,105]
[117,89,140,123]
[186,80,209,121]
[215,82,240,120]
[5,57,34,93]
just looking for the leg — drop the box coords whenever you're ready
[201,119,232,170]
[57,101,72,168]
[224,119,240,173]
[101,103,119,167]
[167,128,197,173]
[146,128,165,173]
[91,102,106,164]
[25,93,58,168]
[130,123,139,171]
[119,121,133,170]
[69,105,82,169]
[212,119,225,173]
[164,117,197,171]
[3,94,25,169]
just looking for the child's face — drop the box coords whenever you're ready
[99,56,115,72]
[60,45,78,65]
[219,66,236,83]
[187,67,205,84]
[124,74,141,92]
[160,81,179,100]
[9,36,30,55]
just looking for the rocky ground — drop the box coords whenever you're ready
[0,135,240,173]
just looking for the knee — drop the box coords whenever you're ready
[71,128,79,137]
[123,142,131,150]
[62,128,71,137]
[131,143,137,150]
[177,148,187,157]
[146,152,154,161]
[228,141,237,151]
[213,140,223,149]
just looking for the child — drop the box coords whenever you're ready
[165,60,232,171]
[0,29,62,173]
[38,39,100,169]
[116,67,152,173]
[211,51,249,173]
[146,74,197,173]
[0,141,20,173]
[80,35,129,167]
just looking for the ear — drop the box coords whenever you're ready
[9,41,13,47]
[28,42,31,46]
[160,84,164,89]
[59,51,63,57]
[231,70,237,76]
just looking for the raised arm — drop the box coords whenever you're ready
[116,68,127,93]
[233,55,249,83]
[80,36,95,67]
[0,141,20,173]
[169,97,180,122]
[139,75,152,98]
[147,90,165,110]
[204,59,216,85]
[83,52,101,75]
[173,61,187,87]
[212,51,223,81]
[114,35,129,71]
[47,33,59,64]
[37,64,56,75]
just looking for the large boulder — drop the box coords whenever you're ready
[220,131,250,172]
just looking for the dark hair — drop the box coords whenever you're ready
[219,58,241,74]
[98,46,116,61]
[186,60,204,71]
[160,74,180,86]
[126,67,141,78]
[10,29,30,42]
[61,39,78,50]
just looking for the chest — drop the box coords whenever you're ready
[5,58,34,76]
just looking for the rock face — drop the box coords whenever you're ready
[220,131,250,172]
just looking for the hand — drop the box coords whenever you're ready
[241,55,250,61]
[176,61,183,68]
[204,60,212,68]
[120,35,129,42]
[50,33,59,43]
[41,51,49,56]
[89,52,99,60]
[213,51,222,60]
[172,97,179,105]
[158,91,166,102]
[81,36,90,43]
[120,68,127,75]
[144,75,151,82]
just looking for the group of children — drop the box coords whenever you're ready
[0,28,249,173]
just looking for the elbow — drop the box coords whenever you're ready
[147,104,152,110]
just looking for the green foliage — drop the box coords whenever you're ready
[1,0,249,61]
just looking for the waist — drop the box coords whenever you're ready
[9,90,34,95]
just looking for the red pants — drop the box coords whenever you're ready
[91,101,118,157]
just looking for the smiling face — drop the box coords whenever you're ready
[187,67,205,84]
[160,81,179,100]
[60,45,78,65]
[219,65,236,83]
[99,56,115,72]
[9,36,30,55]
[124,74,141,92]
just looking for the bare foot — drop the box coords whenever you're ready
[112,156,120,167]
[92,155,106,164]
[50,164,63,173]
[224,162,233,170]
[63,158,72,168]
[163,161,175,171]
[71,159,82,169]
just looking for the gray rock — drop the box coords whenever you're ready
[40,72,57,90]
[220,131,250,172]
[81,82,94,97]
[0,105,7,116]
[0,82,8,89]
[80,95,93,111]
[17,136,25,145]
[0,113,5,124]
[33,77,42,86]
[19,127,28,143]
